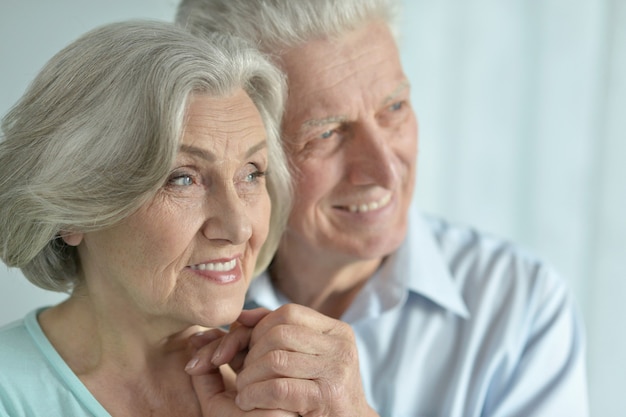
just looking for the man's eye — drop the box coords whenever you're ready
[320,130,335,139]
[389,101,404,112]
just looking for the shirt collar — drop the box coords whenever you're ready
[403,213,470,319]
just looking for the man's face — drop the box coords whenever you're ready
[279,21,418,262]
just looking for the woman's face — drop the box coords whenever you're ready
[68,90,271,329]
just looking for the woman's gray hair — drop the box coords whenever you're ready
[175,0,400,55]
[0,20,290,292]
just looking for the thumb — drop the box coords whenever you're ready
[191,369,226,415]
[235,308,271,327]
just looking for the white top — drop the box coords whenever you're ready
[246,212,589,416]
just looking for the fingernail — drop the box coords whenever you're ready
[185,357,199,371]
[211,350,222,366]
[211,341,224,365]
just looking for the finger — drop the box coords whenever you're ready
[191,369,225,402]
[211,323,254,367]
[192,374,298,417]
[238,335,358,403]
[188,328,227,350]
[236,378,322,415]
[244,323,352,368]
[186,332,226,375]
[237,349,321,390]
[187,324,254,374]
[236,307,272,327]
[250,304,346,347]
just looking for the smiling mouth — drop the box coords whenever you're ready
[337,193,392,213]
[189,259,237,272]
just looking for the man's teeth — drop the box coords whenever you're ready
[190,259,236,271]
[348,194,391,213]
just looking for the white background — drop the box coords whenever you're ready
[1,1,624,415]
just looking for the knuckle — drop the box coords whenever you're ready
[271,323,295,344]
[274,323,291,339]
[336,320,355,339]
[267,349,290,374]
[277,303,300,322]
[340,340,358,361]
[269,378,292,402]
[325,317,354,340]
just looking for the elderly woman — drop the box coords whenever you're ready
[0,21,293,416]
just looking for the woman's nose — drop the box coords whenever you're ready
[201,185,252,245]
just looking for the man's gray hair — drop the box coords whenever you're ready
[176,0,400,55]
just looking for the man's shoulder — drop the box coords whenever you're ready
[420,214,530,254]
[416,212,568,299]
[420,213,551,269]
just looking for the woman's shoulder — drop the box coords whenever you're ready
[0,313,37,359]
[0,311,47,382]
[0,310,110,417]
[0,313,47,414]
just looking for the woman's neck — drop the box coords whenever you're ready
[38,295,204,416]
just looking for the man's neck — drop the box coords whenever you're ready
[269,243,383,319]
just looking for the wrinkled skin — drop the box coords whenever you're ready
[187,307,377,417]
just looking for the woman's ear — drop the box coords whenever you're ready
[61,232,83,247]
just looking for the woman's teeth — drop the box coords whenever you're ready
[190,259,236,271]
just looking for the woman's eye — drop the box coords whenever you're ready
[169,174,194,186]
[245,168,266,183]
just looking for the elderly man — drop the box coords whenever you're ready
[177,1,589,416]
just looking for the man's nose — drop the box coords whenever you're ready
[345,122,398,188]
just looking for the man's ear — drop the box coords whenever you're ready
[60,232,83,247]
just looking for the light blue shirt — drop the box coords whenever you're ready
[0,309,112,417]
[246,212,589,416]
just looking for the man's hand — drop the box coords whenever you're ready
[190,305,378,417]
[185,327,297,417]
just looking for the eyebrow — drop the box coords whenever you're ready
[299,80,411,132]
[301,115,349,130]
[179,139,267,162]
[382,80,411,106]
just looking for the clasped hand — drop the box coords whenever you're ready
[185,304,377,417]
